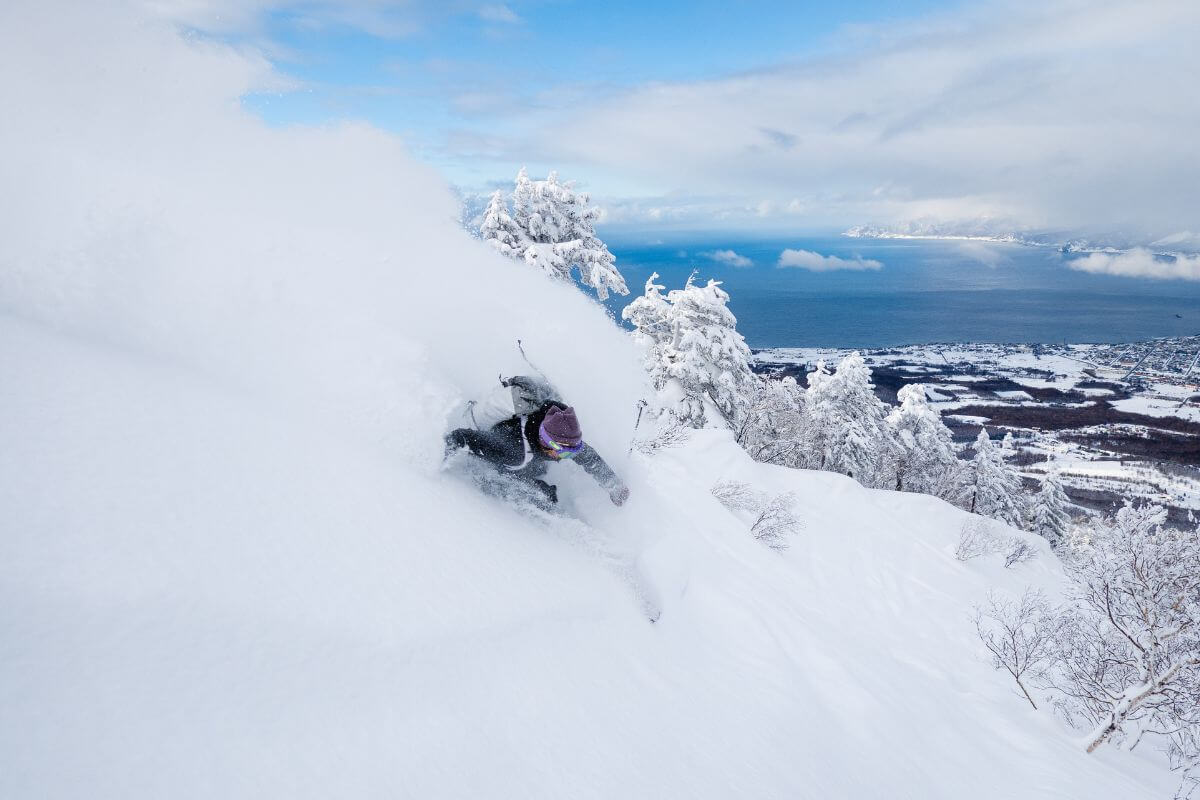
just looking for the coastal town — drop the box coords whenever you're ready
[755,336,1200,523]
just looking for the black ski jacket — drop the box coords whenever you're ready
[491,400,624,490]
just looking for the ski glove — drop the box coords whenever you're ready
[609,485,630,506]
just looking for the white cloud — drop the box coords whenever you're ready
[517,0,1200,233]
[701,249,752,268]
[1068,249,1200,281]
[137,0,1200,239]
[777,249,882,272]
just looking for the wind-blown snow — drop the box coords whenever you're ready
[0,2,1174,797]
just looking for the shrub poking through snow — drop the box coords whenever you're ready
[956,519,1002,561]
[1003,538,1037,568]
[711,479,767,513]
[750,492,800,551]
[712,480,801,551]
[631,419,692,457]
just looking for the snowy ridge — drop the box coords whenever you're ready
[0,2,1176,796]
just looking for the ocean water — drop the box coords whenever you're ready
[601,235,1200,349]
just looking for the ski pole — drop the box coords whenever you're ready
[628,399,648,454]
[516,339,549,382]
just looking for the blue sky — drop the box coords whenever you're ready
[202,0,1200,237]
[240,0,950,186]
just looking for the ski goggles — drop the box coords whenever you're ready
[538,430,583,460]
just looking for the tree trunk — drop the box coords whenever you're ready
[1016,677,1037,710]
[1086,662,1184,753]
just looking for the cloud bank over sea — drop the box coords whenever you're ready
[1069,249,1200,282]
[777,249,882,272]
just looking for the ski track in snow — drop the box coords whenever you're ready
[444,455,663,621]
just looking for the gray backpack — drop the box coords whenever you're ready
[502,374,560,416]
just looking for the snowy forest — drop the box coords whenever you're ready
[483,169,1200,794]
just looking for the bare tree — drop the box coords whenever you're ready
[979,500,1200,776]
[712,481,800,551]
[1037,503,1200,758]
[956,519,1001,561]
[751,492,800,552]
[1004,538,1037,568]
[1072,505,1200,753]
[632,420,691,456]
[975,589,1057,709]
[711,479,766,513]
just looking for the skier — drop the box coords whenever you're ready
[445,375,631,507]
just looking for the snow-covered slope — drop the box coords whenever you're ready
[0,2,1173,797]
[0,309,1172,798]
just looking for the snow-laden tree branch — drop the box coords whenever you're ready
[1060,504,1200,756]
[624,273,756,430]
[481,169,628,300]
[984,502,1200,767]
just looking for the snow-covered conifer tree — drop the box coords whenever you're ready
[624,273,757,430]
[481,168,628,300]
[967,428,1027,528]
[622,272,673,389]
[887,383,964,501]
[479,190,521,258]
[1030,470,1071,548]
[803,352,895,487]
[662,276,757,429]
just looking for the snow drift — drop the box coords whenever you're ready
[0,2,1173,797]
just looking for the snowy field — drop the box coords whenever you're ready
[0,2,1182,797]
[1114,396,1200,423]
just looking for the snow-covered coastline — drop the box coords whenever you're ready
[842,225,1047,246]
[842,224,1200,261]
